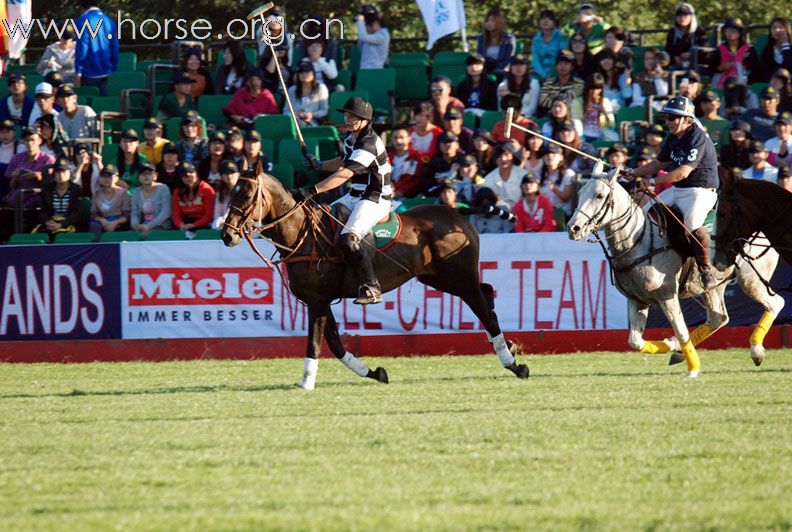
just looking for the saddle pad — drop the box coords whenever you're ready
[325,205,402,250]
[370,212,402,250]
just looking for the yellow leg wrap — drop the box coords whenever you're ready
[639,340,670,355]
[749,311,775,347]
[689,324,714,347]
[681,341,700,374]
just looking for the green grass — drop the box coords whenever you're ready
[1,350,792,530]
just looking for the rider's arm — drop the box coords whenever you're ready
[632,159,670,177]
[314,167,354,194]
[319,157,344,173]
[656,164,694,184]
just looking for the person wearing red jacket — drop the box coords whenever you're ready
[388,128,424,198]
[222,68,279,129]
[513,173,557,232]
[172,161,215,231]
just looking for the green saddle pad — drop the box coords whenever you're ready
[326,206,402,250]
[370,212,402,250]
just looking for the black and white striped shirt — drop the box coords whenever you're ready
[343,128,393,202]
[52,189,72,217]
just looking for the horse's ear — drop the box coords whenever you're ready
[592,160,605,178]
[719,166,735,189]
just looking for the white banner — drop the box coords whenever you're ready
[5,0,32,59]
[119,234,628,340]
[415,0,467,50]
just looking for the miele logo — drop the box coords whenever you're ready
[128,268,273,306]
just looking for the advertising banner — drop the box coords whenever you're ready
[120,234,629,340]
[0,243,122,341]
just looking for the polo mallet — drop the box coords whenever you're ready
[504,107,612,168]
[247,3,318,172]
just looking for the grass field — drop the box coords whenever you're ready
[1,349,792,531]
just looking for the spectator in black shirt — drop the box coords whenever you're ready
[456,54,498,114]
[665,4,707,71]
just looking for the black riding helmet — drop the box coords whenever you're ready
[337,97,373,121]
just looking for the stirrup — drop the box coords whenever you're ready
[354,284,383,305]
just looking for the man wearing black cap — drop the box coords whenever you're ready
[743,86,782,142]
[157,70,198,123]
[34,157,84,240]
[3,127,56,211]
[0,74,35,126]
[441,107,473,152]
[721,120,753,169]
[423,131,463,195]
[777,165,792,192]
[455,54,499,113]
[293,96,392,305]
[241,129,274,174]
[538,50,584,117]
[0,120,23,193]
[356,5,390,70]
[743,141,778,182]
[630,96,719,289]
[57,84,97,140]
[140,118,168,165]
[699,90,729,147]
[766,112,792,167]
[430,75,465,125]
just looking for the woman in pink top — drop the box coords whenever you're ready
[407,102,443,162]
[222,68,279,129]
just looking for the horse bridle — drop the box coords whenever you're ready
[574,177,636,243]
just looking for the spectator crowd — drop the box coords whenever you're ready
[1,1,791,242]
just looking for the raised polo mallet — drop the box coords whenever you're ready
[504,107,612,168]
[247,3,317,171]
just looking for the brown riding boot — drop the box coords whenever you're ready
[692,227,717,290]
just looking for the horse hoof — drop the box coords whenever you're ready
[668,352,685,366]
[750,345,765,367]
[373,367,389,384]
[509,363,529,379]
[506,340,524,356]
[686,369,700,379]
[296,382,315,391]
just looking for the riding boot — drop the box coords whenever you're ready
[691,227,717,290]
[352,250,383,305]
[339,233,383,305]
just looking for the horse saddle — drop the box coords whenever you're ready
[325,204,403,251]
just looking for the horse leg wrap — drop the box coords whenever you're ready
[488,332,516,367]
[640,340,671,355]
[749,311,774,347]
[689,324,714,347]
[340,352,369,377]
[681,341,701,376]
[299,357,318,390]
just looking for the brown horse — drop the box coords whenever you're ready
[715,171,792,268]
[220,172,528,389]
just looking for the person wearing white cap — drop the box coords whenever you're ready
[27,83,61,127]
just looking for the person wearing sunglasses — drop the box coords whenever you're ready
[628,96,719,289]
[429,75,465,125]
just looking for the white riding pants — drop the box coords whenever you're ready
[333,192,392,238]
[644,186,717,230]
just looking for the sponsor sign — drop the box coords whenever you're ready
[120,235,629,339]
[0,244,121,340]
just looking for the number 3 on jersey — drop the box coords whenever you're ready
[688,148,699,162]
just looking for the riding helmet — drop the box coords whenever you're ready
[337,97,373,121]
[659,96,696,119]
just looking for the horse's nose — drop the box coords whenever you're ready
[570,224,581,234]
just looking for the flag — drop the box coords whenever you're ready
[415,0,467,51]
[0,0,9,55]
[4,0,32,59]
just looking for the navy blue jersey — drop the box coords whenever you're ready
[657,124,719,189]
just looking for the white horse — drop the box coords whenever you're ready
[567,165,784,377]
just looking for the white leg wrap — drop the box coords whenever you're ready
[340,352,369,378]
[298,357,318,390]
[489,333,516,367]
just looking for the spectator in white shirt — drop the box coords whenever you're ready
[765,112,792,167]
[56,84,97,140]
[743,141,779,181]
[483,142,527,209]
